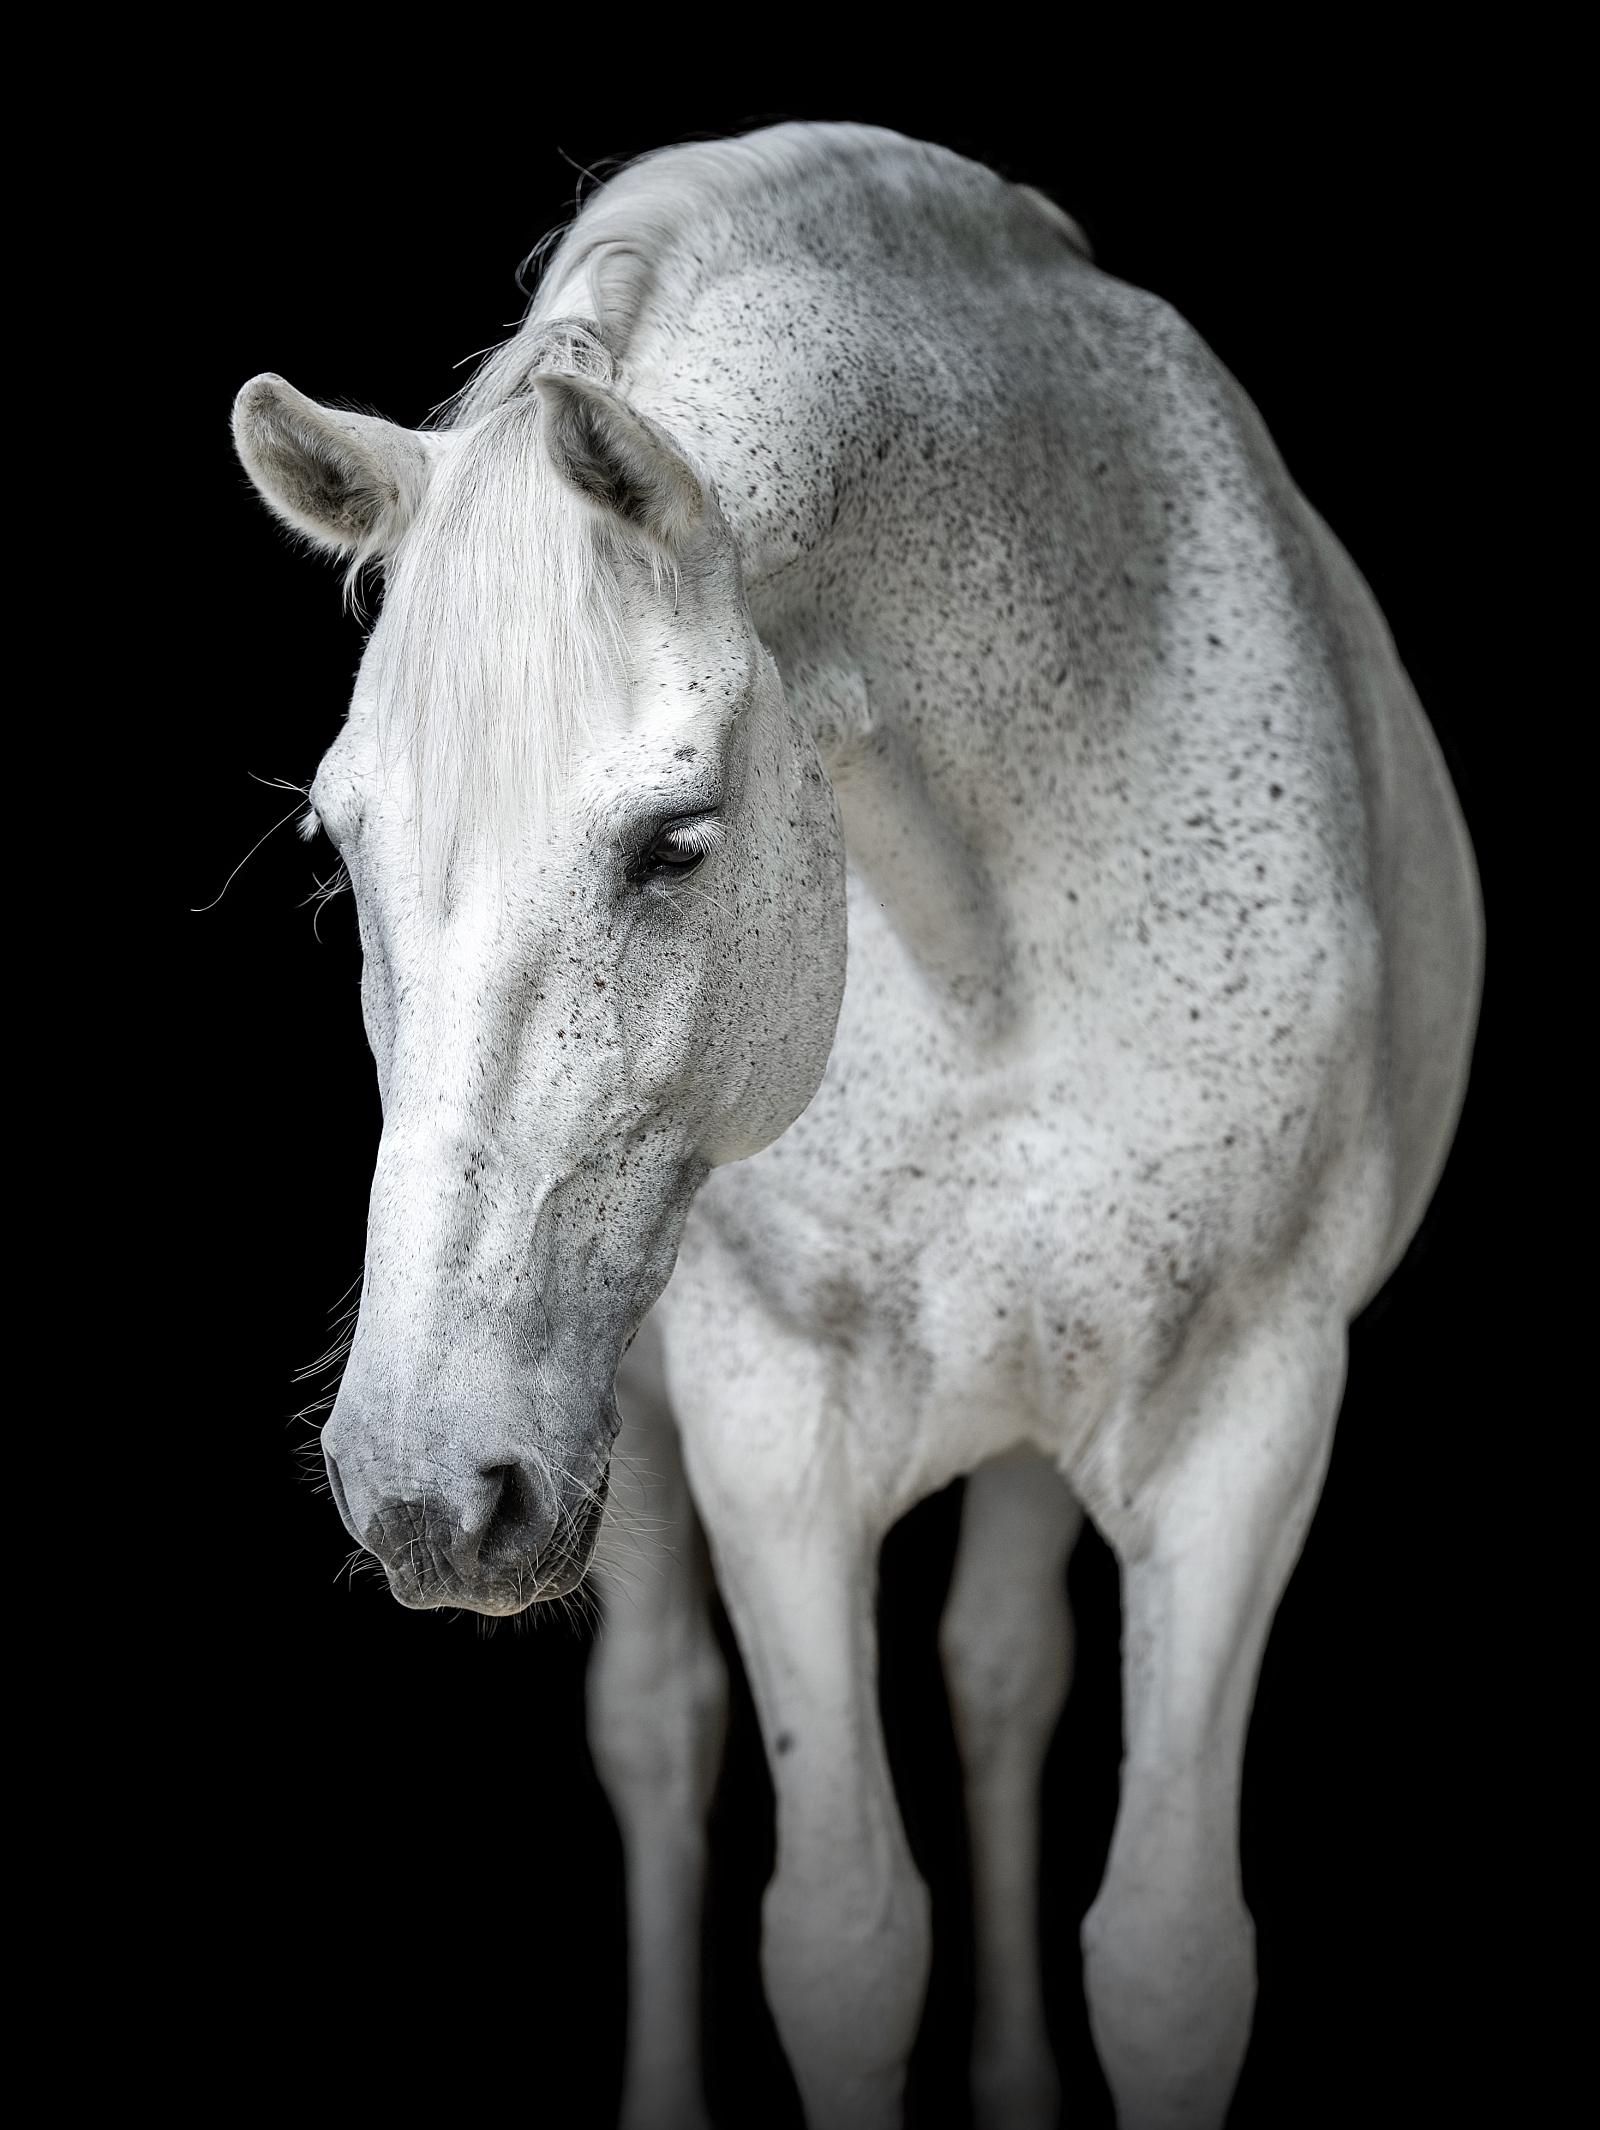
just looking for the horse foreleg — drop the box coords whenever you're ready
[724,1519,930,2129]
[1082,1301,1345,2130]
[682,1371,929,2127]
[588,1321,728,2130]
[939,1448,1082,2129]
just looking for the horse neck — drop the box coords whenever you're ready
[518,136,1124,1014]
[596,169,1288,1031]
[758,595,1014,1022]
[649,317,1135,1028]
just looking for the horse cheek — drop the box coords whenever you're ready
[700,748,846,1165]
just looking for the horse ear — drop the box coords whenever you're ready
[233,374,436,560]
[533,373,705,548]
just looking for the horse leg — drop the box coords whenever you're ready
[1081,1301,1345,2130]
[939,1449,1082,2129]
[588,1318,729,2130]
[680,1359,930,2129]
[721,1523,930,2128]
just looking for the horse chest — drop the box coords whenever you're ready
[683,849,1378,1500]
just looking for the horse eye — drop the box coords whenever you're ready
[652,830,704,867]
[645,817,721,873]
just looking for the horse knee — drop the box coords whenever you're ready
[588,1607,728,1821]
[761,1845,932,2125]
[1082,1857,1255,2130]
[940,1586,1071,1774]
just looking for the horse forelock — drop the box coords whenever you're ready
[371,387,634,897]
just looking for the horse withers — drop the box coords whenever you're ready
[234,124,1481,2130]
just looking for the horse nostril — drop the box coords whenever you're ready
[324,1446,357,1537]
[478,1462,547,1570]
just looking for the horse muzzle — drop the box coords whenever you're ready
[323,1431,612,1615]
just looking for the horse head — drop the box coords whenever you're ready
[234,363,846,1613]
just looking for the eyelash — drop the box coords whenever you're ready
[644,817,722,873]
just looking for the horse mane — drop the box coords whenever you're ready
[376,125,1085,892]
[448,126,884,420]
[372,135,827,895]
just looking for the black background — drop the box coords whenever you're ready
[153,48,1561,2128]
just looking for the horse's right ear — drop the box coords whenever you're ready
[232,374,436,561]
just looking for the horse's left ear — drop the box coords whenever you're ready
[533,372,706,548]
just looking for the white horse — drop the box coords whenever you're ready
[234,123,1480,2130]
